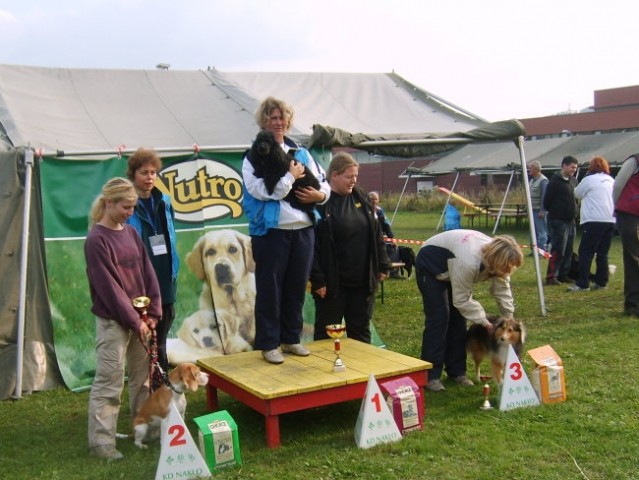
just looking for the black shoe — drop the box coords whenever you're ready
[557,276,572,283]
[546,278,562,286]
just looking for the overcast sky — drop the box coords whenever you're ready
[1,0,637,122]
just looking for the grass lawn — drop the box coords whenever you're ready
[1,211,637,480]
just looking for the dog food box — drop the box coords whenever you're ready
[380,377,424,434]
[194,410,241,471]
[527,345,566,404]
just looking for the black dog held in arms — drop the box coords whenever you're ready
[247,130,320,216]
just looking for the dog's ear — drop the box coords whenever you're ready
[183,364,201,392]
[186,235,207,280]
[237,232,256,273]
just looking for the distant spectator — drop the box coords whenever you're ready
[569,156,615,292]
[527,160,549,252]
[613,153,639,317]
[369,191,394,238]
[543,155,578,285]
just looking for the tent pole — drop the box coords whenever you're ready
[436,171,460,231]
[390,162,415,226]
[518,137,547,315]
[14,149,34,399]
[491,170,515,235]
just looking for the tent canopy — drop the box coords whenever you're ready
[408,131,639,176]
[309,119,526,158]
[0,66,506,156]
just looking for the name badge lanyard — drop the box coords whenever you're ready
[144,197,168,256]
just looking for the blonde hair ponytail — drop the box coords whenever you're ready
[88,177,137,229]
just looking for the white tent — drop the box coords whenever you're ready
[0,65,537,399]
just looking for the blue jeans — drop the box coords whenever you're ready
[546,218,575,281]
[532,209,548,250]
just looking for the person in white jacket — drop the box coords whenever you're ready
[415,230,523,392]
[570,156,615,292]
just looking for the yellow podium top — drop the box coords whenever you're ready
[197,338,431,400]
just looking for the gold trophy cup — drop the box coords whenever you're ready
[325,324,347,373]
[132,296,151,320]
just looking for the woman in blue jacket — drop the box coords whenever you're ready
[126,148,179,381]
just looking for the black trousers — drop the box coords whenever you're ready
[313,286,373,343]
[416,269,467,381]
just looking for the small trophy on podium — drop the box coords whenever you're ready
[325,324,346,373]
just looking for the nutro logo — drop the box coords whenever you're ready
[155,159,244,223]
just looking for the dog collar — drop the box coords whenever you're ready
[164,378,184,394]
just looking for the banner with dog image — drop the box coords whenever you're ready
[42,150,383,391]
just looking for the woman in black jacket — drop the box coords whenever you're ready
[310,152,390,343]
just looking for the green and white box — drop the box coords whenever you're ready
[194,410,241,471]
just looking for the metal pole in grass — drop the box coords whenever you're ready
[14,148,34,399]
[518,136,547,316]
[491,169,515,235]
[435,171,461,231]
[390,161,414,227]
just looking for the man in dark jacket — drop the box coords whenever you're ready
[543,155,579,285]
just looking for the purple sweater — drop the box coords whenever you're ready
[84,224,162,332]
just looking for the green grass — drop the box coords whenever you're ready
[3,212,638,479]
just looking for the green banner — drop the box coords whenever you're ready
[42,151,382,391]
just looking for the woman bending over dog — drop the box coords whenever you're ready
[415,230,523,392]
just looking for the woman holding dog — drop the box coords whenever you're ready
[415,230,523,392]
[85,177,162,460]
[242,97,331,364]
[310,152,391,343]
[126,148,179,384]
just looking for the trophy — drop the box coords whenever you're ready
[132,296,151,320]
[325,324,346,373]
[480,376,493,410]
[132,296,153,344]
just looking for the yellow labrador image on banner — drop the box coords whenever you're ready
[168,229,256,364]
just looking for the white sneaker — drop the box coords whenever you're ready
[262,349,284,364]
[426,379,445,392]
[452,375,474,387]
[89,445,124,461]
[281,343,310,356]
[567,284,590,292]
